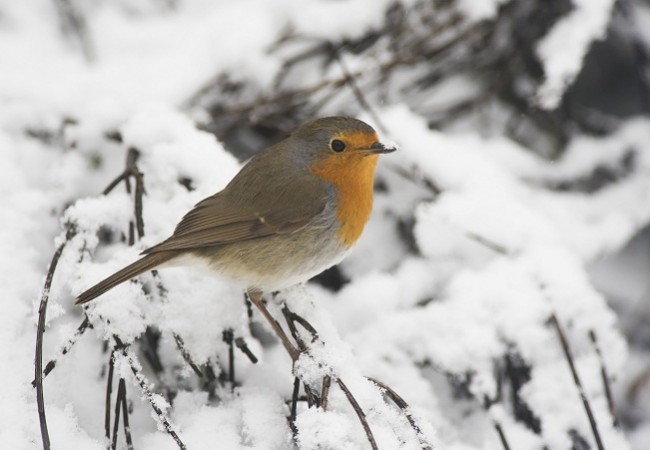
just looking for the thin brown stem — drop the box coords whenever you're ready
[281,307,308,351]
[336,378,378,450]
[247,290,299,360]
[321,376,331,411]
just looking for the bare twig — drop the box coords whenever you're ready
[120,378,134,450]
[589,330,618,428]
[223,329,236,388]
[105,350,115,441]
[234,337,259,363]
[287,313,319,341]
[305,384,320,408]
[550,314,605,450]
[321,375,331,411]
[111,377,125,450]
[289,377,300,440]
[35,225,76,450]
[247,290,299,360]
[336,378,378,450]
[493,421,512,450]
[173,333,204,377]
[133,168,145,240]
[281,307,305,350]
[281,306,311,351]
[102,171,130,195]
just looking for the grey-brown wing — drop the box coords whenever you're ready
[142,175,330,254]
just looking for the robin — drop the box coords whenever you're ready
[75,116,395,307]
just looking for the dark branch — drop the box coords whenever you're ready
[289,377,300,441]
[234,337,259,363]
[105,350,115,441]
[111,377,125,450]
[550,314,605,450]
[173,333,204,378]
[120,378,134,449]
[493,421,512,450]
[223,329,235,388]
[35,225,76,450]
[589,330,618,428]
[337,378,378,450]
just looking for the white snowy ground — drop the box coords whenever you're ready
[1,1,648,449]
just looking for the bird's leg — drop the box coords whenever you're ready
[246,289,300,361]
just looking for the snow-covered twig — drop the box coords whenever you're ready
[113,336,186,450]
[368,377,433,450]
[279,302,432,448]
[32,316,91,386]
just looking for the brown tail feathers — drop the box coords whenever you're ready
[75,252,175,305]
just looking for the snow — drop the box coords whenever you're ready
[455,0,511,22]
[536,0,616,109]
[1,1,647,449]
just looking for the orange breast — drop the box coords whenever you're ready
[311,152,379,247]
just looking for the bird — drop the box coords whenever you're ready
[75,116,395,306]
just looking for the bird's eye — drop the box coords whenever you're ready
[330,139,346,152]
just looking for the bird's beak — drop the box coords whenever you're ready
[364,141,397,154]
